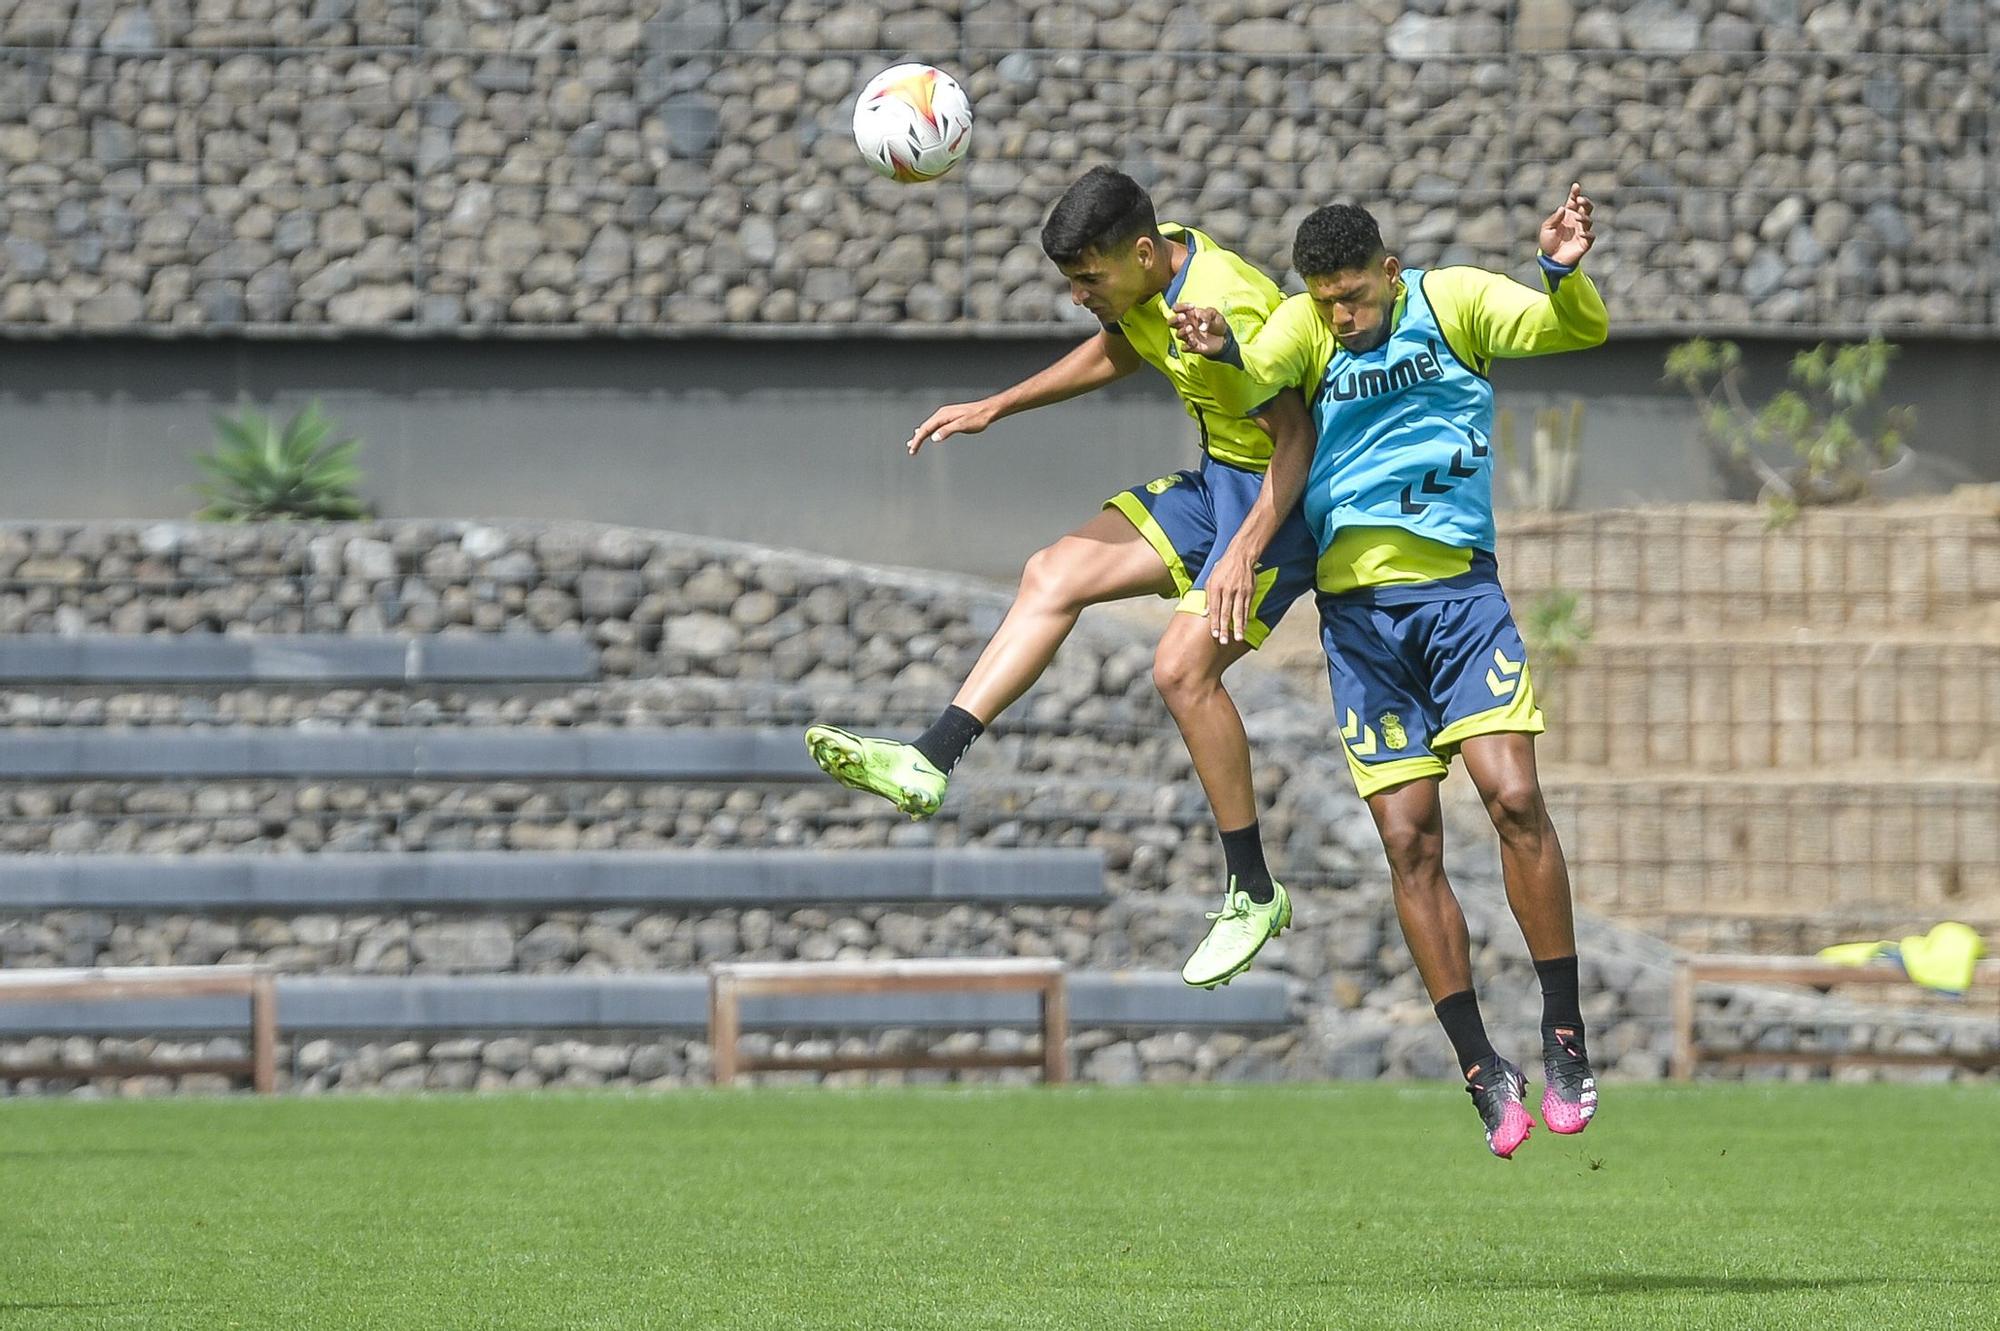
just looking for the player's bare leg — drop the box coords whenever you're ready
[1368,776,1531,1157]
[1365,778,1474,1002]
[1460,733,1574,958]
[1155,613,1292,987]
[806,507,1171,818]
[1151,612,1257,829]
[1460,731,1596,1135]
[952,507,1174,721]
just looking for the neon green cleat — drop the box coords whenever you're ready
[803,724,948,820]
[1180,879,1292,989]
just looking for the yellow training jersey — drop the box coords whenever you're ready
[1111,222,1294,471]
[1225,261,1608,592]
[1229,264,1608,396]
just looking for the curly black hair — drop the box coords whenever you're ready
[1040,166,1160,265]
[1292,204,1386,278]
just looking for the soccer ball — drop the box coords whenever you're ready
[852,63,973,183]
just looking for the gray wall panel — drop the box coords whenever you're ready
[0,634,598,683]
[0,849,1108,910]
[0,726,817,781]
[4,337,1989,581]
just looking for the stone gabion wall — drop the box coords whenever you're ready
[2,517,1993,1094]
[8,893,1989,1095]
[0,893,1691,1092]
[0,0,1994,337]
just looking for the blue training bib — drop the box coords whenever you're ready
[1305,269,1497,553]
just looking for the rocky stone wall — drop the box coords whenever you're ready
[0,518,1992,1093]
[0,891,1692,1090]
[1,0,1993,336]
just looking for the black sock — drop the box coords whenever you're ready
[1535,955,1585,1047]
[1434,989,1499,1079]
[911,705,984,775]
[1218,822,1274,903]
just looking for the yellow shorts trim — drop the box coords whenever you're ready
[1339,664,1546,798]
[1343,748,1447,799]
[1431,662,1547,760]
[1104,492,1193,600]
[1176,564,1282,649]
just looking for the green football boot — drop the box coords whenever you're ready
[803,724,948,820]
[1180,879,1292,989]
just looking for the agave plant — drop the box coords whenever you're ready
[193,400,371,522]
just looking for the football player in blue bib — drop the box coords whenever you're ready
[1174,185,1607,1156]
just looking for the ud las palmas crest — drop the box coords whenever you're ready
[1379,713,1408,751]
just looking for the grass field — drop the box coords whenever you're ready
[2,1083,1995,1330]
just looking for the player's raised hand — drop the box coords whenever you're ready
[1539,182,1596,267]
[906,399,998,455]
[1168,303,1228,357]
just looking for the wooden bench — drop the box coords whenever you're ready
[708,959,1068,1086]
[1671,955,2000,1080]
[0,965,279,1092]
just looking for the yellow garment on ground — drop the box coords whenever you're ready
[1816,922,1988,995]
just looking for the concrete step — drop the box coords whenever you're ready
[0,633,598,683]
[0,725,839,782]
[0,849,1108,911]
[0,676,1192,744]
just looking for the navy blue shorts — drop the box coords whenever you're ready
[1318,579,1545,797]
[1104,455,1318,648]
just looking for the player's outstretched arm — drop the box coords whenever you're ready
[905,330,1142,455]
[1169,296,1323,397]
[1539,181,1596,269]
[1443,183,1609,364]
[1204,388,1313,645]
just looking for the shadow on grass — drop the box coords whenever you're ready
[1498,1274,2000,1295]
[0,1148,197,1159]
[0,1295,201,1313]
[1150,1273,1999,1297]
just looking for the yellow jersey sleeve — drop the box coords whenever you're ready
[1172,245,1290,416]
[1424,263,1609,373]
[1220,293,1332,398]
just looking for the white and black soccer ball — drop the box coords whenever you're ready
[852,63,973,183]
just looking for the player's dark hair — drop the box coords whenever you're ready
[1040,166,1160,265]
[1292,204,1387,278]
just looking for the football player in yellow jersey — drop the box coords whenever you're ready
[1173,186,1607,1156]
[805,167,1321,988]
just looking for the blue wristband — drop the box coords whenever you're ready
[1538,253,1576,285]
[1214,324,1245,369]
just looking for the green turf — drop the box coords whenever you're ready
[2,1083,1994,1330]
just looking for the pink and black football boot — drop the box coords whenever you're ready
[1540,1027,1599,1135]
[1465,1056,1534,1159]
